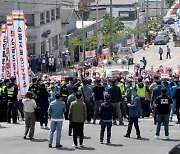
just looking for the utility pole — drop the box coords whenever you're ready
[96,0,99,56]
[161,0,164,20]
[146,0,149,37]
[110,0,113,53]
[82,12,85,61]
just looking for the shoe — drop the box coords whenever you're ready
[124,134,130,138]
[72,144,78,149]
[56,144,63,148]
[165,136,170,140]
[29,137,34,140]
[41,126,44,129]
[176,121,180,124]
[13,122,19,124]
[100,141,103,144]
[119,122,124,125]
[93,121,96,124]
[49,144,52,148]
[137,135,141,139]
[45,126,49,130]
[113,121,117,125]
[107,141,111,144]
[169,118,173,122]
[23,136,26,139]
[79,144,85,148]
[69,134,72,136]
[154,135,159,139]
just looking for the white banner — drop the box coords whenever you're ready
[12,10,29,96]
[0,25,8,80]
[6,16,19,82]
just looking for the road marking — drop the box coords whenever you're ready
[155,53,180,68]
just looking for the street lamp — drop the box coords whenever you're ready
[136,6,140,39]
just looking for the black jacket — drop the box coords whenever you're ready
[108,85,122,103]
[100,101,116,120]
[174,87,180,106]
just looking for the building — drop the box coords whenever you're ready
[0,0,64,57]
[90,0,145,29]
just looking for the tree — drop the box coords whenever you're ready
[85,35,97,50]
[102,13,125,46]
[68,37,82,49]
[77,2,90,21]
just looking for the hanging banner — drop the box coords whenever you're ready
[0,24,8,80]
[12,10,29,96]
[6,16,19,81]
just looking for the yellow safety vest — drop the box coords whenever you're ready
[136,84,146,97]
[118,83,125,98]
[7,86,15,98]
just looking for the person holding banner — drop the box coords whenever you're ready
[5,77,18,124]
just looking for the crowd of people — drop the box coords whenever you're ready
[0,73,180,148]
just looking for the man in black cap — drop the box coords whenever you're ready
[5,77,18,124]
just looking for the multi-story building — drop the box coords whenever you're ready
[0,0,64,57]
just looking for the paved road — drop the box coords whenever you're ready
[129,34,180,73]
[0,117,180,154]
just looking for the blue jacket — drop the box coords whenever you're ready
[151,85,162,104]
[129,95,142,117]
[48,99,66,120]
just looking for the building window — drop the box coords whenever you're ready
[25,14,35,26]
[46,11,50,23]
[119,11,136,21]
[41,41,46,55]
[27,43,35,55]
[51,9,55,21]
[52,35,58,51]
[56,8,60,19]
[40,13,45,25]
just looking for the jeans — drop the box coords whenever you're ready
[166,52,171,59]
[40,110,48,127]
[170,99,176,119]
[100,121,112,142]
[126,117,140,136]
[17,100,24,120]
[112,103,123,122]
[72,122,84,146]
[49,121,63,146]
[93,100,103,122]
[156,114,169,136]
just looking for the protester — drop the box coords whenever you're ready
[22,91,37,140]
[124,88,142,139]
[99,93,115,144]
[154,87,173,140]
[48,92,66,148]
[37,84,50,129]
[166,46,171,59]
[108,79,124,125]
[67,86,78,136]
[68,92,87,148]
[92,78,105,124]
[159,47,163,60]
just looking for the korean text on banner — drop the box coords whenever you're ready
[0,24,8,80]
[12,10,29,96]
[6,16,19,82]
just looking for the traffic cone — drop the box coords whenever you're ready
[151,65,154,71]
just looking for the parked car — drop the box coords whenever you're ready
[154,35,167,45]
[158,31,170,42]
[163,17,175,24]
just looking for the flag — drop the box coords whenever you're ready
[0,24,8,80]
[12,10,29,96]
[6,16,19,82]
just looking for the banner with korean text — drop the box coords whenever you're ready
[12,10,29,96]
[0,25,8,80]
[6,16,19,83]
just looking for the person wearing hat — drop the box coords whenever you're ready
[99,93,116,144]
[4,77,18,124]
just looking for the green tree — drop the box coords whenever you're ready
[68,37,82,49]
[78,2,90,21]
[85,35,97,50]
[102,13,125,46]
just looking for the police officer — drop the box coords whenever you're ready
[5,77,18,124]
[29,77,39,101]
[0,80,4,122]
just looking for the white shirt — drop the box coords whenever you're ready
[22,98,37,112]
